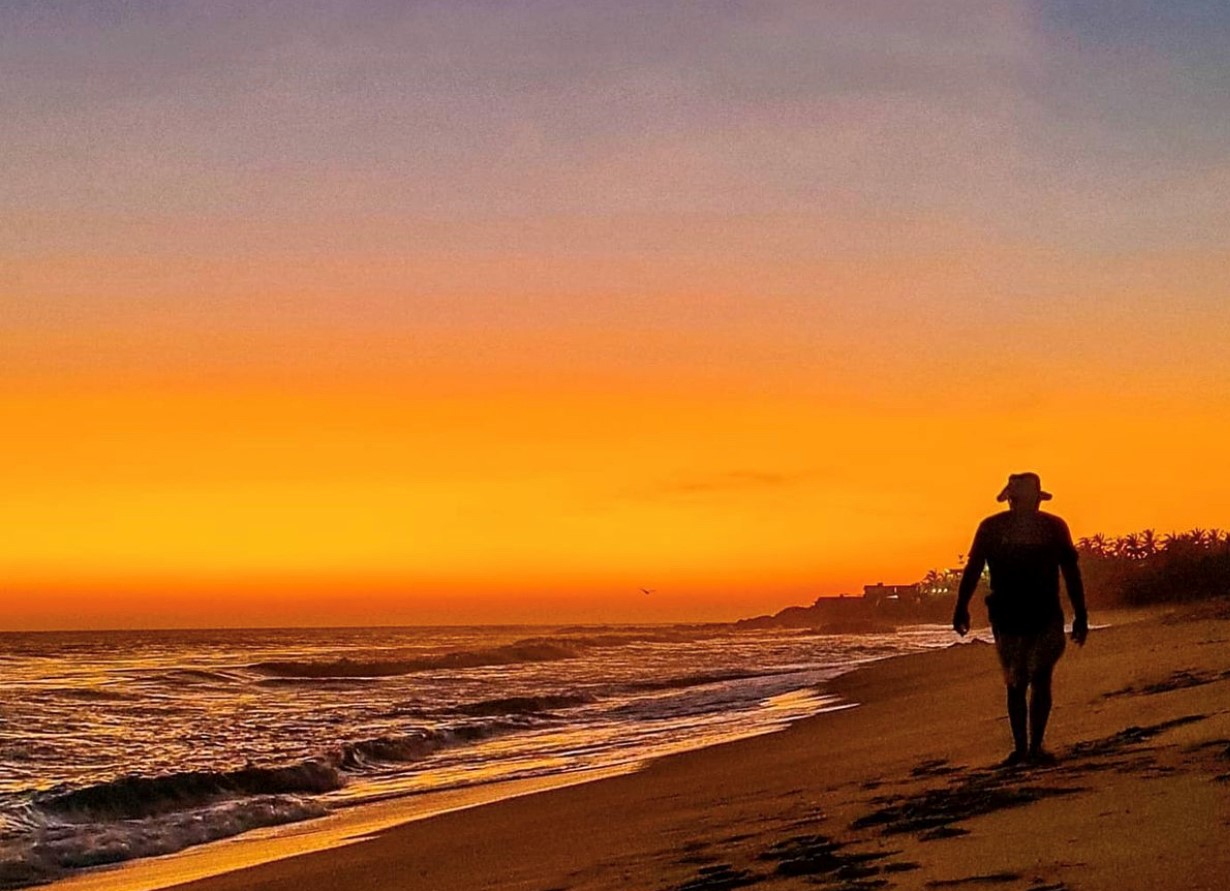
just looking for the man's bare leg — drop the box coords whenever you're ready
[1005,683,1028,764]
[1029,668,1056,763]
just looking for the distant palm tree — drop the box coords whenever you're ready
[1121,532,1145,560]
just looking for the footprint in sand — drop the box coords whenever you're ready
[672,863,761,891]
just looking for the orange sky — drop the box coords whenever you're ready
[3,3,1229,628]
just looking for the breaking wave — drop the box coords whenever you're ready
[146,668,245,686]
[37,760,344,822]
[1,795,328,888]
[33,715,539,827]
[337,718,533,768]
[0,714,542,886]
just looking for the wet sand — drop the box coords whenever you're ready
[83,605,1230,891]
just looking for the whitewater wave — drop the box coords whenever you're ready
[30,713,543,831]
[338,717,538,768]
[0,795,327,888]
[0,713,549,886]
[37,760,344,823]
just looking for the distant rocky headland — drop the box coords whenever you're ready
[736,583,956,633]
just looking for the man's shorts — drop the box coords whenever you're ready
[992,620,1066,688]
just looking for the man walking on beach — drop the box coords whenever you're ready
[952,473,1088,766]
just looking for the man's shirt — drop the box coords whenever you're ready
[958,510,1084,635]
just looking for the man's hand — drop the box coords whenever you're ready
[1071,613,1089,646]
[952,605,971,637]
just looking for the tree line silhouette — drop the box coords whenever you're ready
[1073,527,1230,606]
[915,527,1230,610]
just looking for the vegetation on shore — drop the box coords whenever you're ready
[918,526,1230,611]
[1074,528,1230,606]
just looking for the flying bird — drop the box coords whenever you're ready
[640,588,656,596]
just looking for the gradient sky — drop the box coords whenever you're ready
[3,1,1229,628]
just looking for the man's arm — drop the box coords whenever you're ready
[953,524,987,636]
[1057,518,1088,645]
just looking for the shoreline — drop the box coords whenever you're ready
[6,623,950,890]
[42,767,636,891]
[39,665,860,891]
[49,605,1230,890]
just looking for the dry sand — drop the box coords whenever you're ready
[99,605,1230,891]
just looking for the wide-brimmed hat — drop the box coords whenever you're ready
[997,472,1052,502]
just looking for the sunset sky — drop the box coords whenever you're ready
[3,1,1229,628]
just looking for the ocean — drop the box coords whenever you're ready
[0,623,964,887]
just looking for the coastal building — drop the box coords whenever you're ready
[862,582,921,605]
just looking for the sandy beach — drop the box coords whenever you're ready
[60,604,1222,891]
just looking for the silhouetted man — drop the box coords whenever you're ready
[953,472,1088,766]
